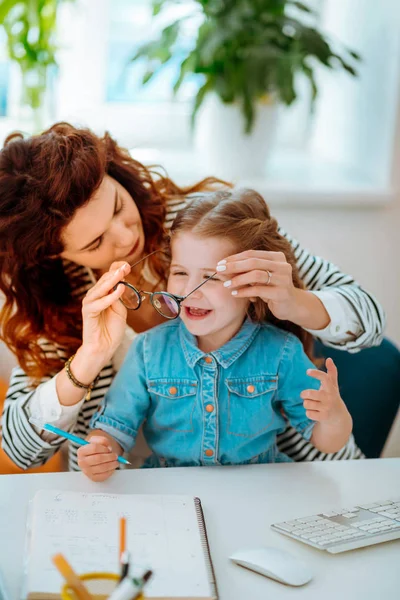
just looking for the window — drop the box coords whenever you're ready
[0,30,9,117]
[2,0,398,204]
[57,0,322,149]
[106,0,199,104]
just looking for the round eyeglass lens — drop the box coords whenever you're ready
[151,292,180,319]
[117,283,141,310]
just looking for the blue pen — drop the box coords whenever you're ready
[30,420,130,465]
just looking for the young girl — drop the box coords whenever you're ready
[79,189,353,481]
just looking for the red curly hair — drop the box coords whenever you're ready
[0,122,225,380]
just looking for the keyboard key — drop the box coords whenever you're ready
[275,524,296,532]
[322,511,340,517]
[359,502,381,509]
[374,504,394,511]
[342,513,358,518]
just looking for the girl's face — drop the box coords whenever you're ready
[168,232,249,352]
[60,175,145,271]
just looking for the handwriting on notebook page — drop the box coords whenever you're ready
[27,491,211,598]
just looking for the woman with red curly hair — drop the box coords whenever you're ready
[0,123,384,471]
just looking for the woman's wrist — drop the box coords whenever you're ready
[288,288,331,331]
[71,346,109,386]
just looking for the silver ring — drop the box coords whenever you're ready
[266,270,272,285]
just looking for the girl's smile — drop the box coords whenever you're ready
[183,306,213,320]
[168,232,249,352]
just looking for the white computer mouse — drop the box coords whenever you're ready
[230,546,313,587]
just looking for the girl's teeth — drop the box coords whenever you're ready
[189,308,209,315]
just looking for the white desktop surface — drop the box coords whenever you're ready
[0,459,399,600]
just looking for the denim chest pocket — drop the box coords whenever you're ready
[226,375,278,437]
[147,379,198,432]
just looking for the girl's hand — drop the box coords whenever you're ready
[216,250,298,321]
[77,436,119,482]
[81,261,130,362]
[300,358,350,425]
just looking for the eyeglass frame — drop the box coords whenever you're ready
[114,249,218,320]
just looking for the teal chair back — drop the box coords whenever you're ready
[314,339,400,457]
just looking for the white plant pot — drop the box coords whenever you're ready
[194,93,279,180]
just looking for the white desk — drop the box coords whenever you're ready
[1,459,399,599]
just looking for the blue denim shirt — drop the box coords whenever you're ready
[90,318,318,467]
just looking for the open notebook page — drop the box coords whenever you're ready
[26,490,215,599]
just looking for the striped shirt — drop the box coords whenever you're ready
[2,197,383,470]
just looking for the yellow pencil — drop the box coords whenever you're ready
[52,553,93,600]
[119,516,127,562]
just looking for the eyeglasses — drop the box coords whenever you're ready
[115,249,217,320]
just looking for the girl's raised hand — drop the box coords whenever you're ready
[300,358,350,424]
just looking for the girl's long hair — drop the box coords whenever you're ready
[0,122,225,379]
[170,188,314,359]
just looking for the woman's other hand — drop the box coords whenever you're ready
[217,250,330,330]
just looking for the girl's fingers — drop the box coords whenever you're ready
[326,357,338,381]
[305,410,323,421]
[78,439,113,459]
[83,452,118,468]
[88,471,116,483]
[85,461,119,476]
[306,369,328,383]
[300,389,323,402]
[303,399,322,411]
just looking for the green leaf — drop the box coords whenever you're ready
[302,63,317,102]
[0,0,18,23]
[337,58,358,77]
[142,69,156,84]
[173,52,196,93]
[191,78,214,129]
[152,0,164,16]
[242,88,254,134]
[288,1,315,14]
[348,49,362,61]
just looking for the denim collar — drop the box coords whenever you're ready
[179,317,261,369]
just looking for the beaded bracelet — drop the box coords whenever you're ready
[65,354,99,402]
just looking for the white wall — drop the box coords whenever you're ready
[273,193,400,348]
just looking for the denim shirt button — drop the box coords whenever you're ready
[247,385,255,393]
[169,386,178,395]
[205,404,214,413]
[204,356,213,364]
[205,449,214,457]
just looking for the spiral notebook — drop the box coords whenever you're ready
[24,490,218,600]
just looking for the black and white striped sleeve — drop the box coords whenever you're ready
[279,228,385,351]
[1,364,65,469]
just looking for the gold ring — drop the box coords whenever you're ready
[266,270,272,285]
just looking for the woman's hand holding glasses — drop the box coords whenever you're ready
[80,261,131,366]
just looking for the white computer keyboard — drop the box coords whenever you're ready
[271,498,400,554]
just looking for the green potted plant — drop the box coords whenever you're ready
[0,0,70,132]
[130,0,360,178]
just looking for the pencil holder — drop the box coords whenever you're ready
[60,572,145,600]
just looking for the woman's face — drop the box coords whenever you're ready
[60,175,145,271]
